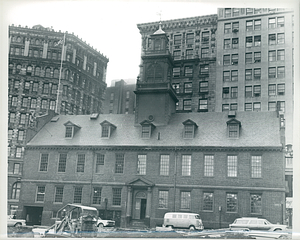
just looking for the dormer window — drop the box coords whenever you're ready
[140,120,156,139]
[227,119,241,139]
[64,121,81,139]
[182,119,198,139]
[100,120,117,138]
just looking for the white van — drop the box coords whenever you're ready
[163,212,204,230]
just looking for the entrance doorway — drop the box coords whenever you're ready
[133,191,147,220]
[24,206,43,226]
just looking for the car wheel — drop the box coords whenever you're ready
[98,223,104,229]
[189,225,196,231]
[14,223,22,227]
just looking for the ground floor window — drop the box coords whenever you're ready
[226,193,237,212]
[180,191,191,210]
[250,194,262,214]
[203,192,213,211]
[158,190,168,208]
[112,188,122,206]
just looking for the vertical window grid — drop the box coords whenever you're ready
[77,154,85,173]
[39,153,49,171]
[92,187,102,204]
[54,186,64,203]
[227,155,237,177]
[182,155,191,176]
[180,191,191,209]
[160,155,169,176]
[226,193,237,212]
[58,153,67,172]
[73,187,82,203]
[137,154,147,175]
[96,153,105,174]
[112,188,122,206]
[158,190,168,208]
[115,153,124,173]
[36,186,45,202]
[204,155,214,177]
[203,192,214,211]
[251,156,262,178]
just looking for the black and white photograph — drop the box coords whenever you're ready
[1,0,299,239]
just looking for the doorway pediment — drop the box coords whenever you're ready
[126,177,155,187]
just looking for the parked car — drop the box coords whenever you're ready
[163,212,204,230]
[97,217,115,228]
[7,215,26,227]
[229,217,287,231]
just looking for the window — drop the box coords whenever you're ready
[65,126,73,138]
[224,39,231,49]
[115,153,124,173]
[41,99,48,109]
[223,71,230,82]
[227,155,237,177]
[58,153,67,172]
[277,84,285,95]
[9,112,16,124]
[92,187,102,204]
[15,147,22,158]
[245,103,252,111]
[254,52,261,63]
[277,17,284,27]
[199,99,208,112]
[51,84,58,95]
[277,50,285,61]
[202,31,209,42]
[201,192,214,213]
[45,68,51,77]
[73,187,82,203]
[54,186,64,203]
[251,156,262,178]
[223,87,229,98]
[11,96,18,107]
[8,129,13,140]
[174,35,181,45]
[232,8,239,16]
[13,163,20,174]
[269,34,276,45]
[186,49,193,59]
[232,22,239,32]
[160,155,169,175]
[204,155,214,177]
[137,154,146,175]
[200,65,209,76]
[254,68,261,80]
[184,125,194,139]
[201,48,209,58]
[77,154,85,172]
[180,191,191,209]
[50,100,56,110]
[222,104,229,111]
[268,18,276,28]
[268,67,276,78]
[173,50,181,60]
[253,85,261,97]
[199,81,208,93]
[32,82,39,92]
[277,33,284,44]
[22,97,29,107]
[245,69,252,81]
[232,38,239,49]
[96,153,105,174]
[11,182,21,199]
[251,194,262,214]
[183,99,191,111]
[245,52,252,64]
[268,102,277,111]
[224,23,231,33]
[19,113,26,125]
[142,125,151,138]
[253,102,261,111]
[231,54,238,65]
[173,68,180,78]
[223,55,230,65]
[278,101,285,112]
[254,19,261,30]
[246,36,253,47]
[246,20,253,31]
[246,8,253,14]
[231,87,238,98]
[231,70,238,81]
[182,155,191,176]
[39,153,49,171]
[101,125,109,138]
[112,188,122,206]
[159,191,168,208]
[186,33,194,44]
[226,193,237,212]
[225,8,231,17]
[245,86,252,98]
[268,84,276,96]
[30,98,37,109]
[24,81,31,91]
[268,51,276,62]
[36,186,45,202]
[172,83,180,93]
[184,82,192,93]
[277,66,285,78]
[229,124,239,138]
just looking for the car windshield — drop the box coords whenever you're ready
[195,215,200,219]
[82,209,98,217]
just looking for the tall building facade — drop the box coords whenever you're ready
[102,80,136,114]
[20,26,286,229]
[8,24,109,215]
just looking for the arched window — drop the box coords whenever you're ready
[45,68,51,78]
[27,66,32,76]
[53,69,59,78]
[35,66,41,76]
[11,182,21,199]
[16,64,22,74]
[17,37,22,43]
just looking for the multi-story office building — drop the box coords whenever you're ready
[8,24,109,215]
[20,25,286,229]
[103,80,136,114]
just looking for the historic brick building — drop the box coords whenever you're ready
[19,26,286,228]
[8,24,109,215]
